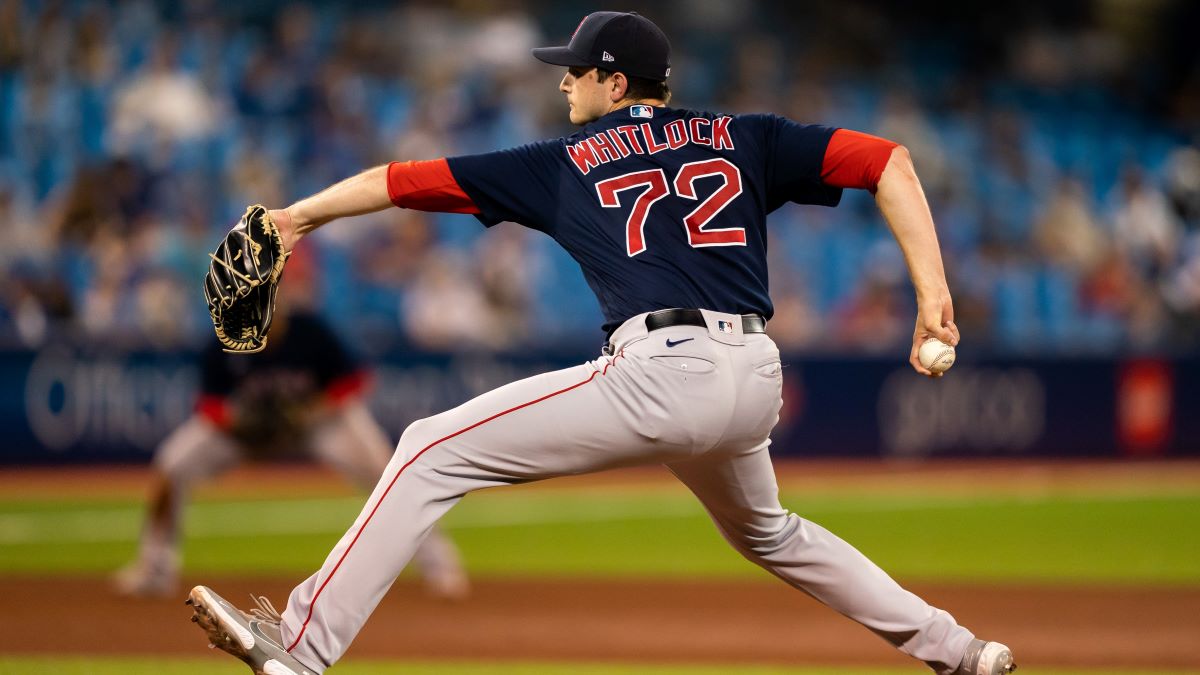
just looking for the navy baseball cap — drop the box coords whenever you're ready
[533,11,671,82]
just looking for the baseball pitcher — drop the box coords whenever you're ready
[188,12,1014,675]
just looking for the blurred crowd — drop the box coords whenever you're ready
[1,0,1198,355]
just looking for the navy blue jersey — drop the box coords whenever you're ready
[447,106,841,334]
[199,311,364,446]
[202,311,359,401]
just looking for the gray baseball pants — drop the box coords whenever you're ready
[280,311,974,673]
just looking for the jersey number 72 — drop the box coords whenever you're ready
[595,158,746,257]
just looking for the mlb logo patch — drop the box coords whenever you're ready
[630,104,653,119]
[718,320,734,334]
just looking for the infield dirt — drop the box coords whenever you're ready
[1,575,1197,670]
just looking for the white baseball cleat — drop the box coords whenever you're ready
[954,639,1016,675]
[186,585,317,675]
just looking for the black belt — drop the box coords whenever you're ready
[605,309,766,355]
[644,308,766,334]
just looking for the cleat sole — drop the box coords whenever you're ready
[187,586,258,670]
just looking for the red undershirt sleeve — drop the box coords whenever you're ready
[387,158,481,214]
[195,394,232,430]
[323,370,370,406]
[820,129,900,193]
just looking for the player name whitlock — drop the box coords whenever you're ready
[566,116,736,175]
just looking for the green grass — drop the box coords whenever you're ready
[0,487,1197,584]
[0,657,1194,675]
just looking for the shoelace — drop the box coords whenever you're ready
[248,594,283,625]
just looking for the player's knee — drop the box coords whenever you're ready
[154,466,194,495]
[398,416,441,454]
[733,513,801,559]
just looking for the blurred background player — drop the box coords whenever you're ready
[114,250,469,601]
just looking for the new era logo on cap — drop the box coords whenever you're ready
[602,51,615,62]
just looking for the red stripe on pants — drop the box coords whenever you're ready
[287,353,624,652]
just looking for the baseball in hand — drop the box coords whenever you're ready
[918,338,956,374]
